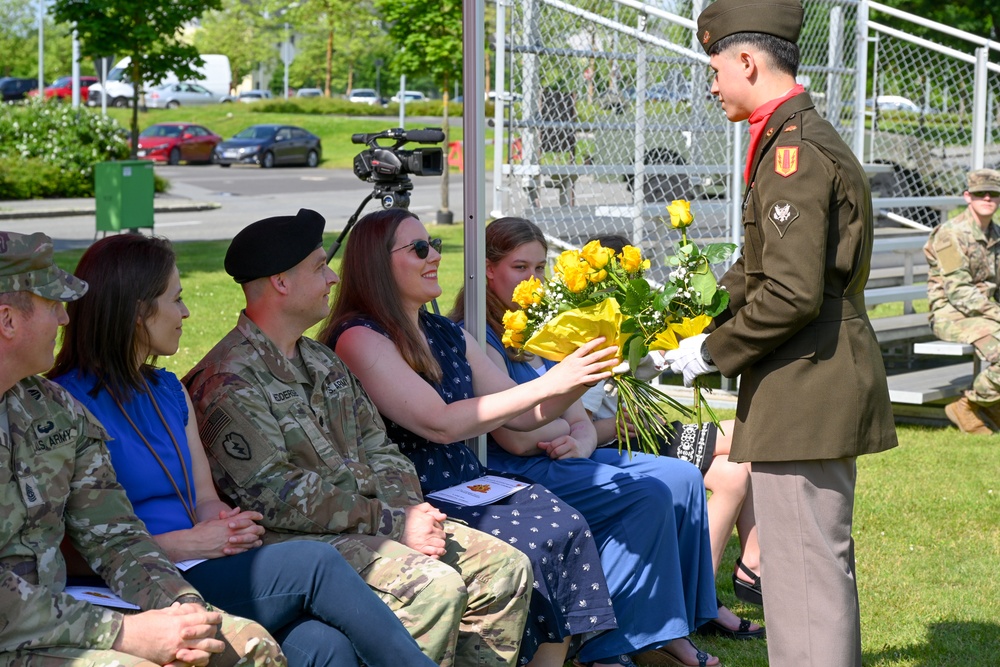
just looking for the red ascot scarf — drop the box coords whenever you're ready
[744,84,805,185]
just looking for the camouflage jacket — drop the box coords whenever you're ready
[0,376,197,653]
[183,312,423,544]
[924,206,1000,324]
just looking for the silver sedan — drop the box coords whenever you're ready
[146,82,233,109]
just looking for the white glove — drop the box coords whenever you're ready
[663,333,717,387]
[633,350,669,381]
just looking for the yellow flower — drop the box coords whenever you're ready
[562,262,590,293]
[667,200,694,229]
[589,268,608,283]
[502,309,528,333]
[618,245,644,273]
[554,250,583,277]
[580,240,613,270]
[502,329,525,349]
[512,276,543,309]
[648,314,713,351]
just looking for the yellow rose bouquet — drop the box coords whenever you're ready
[501,200,736,455]
[502,239,693,455]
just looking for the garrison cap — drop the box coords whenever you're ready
[697,0,804,55]
[0,231,88,301]
[966,169,1000,194]
[225,208,326,283]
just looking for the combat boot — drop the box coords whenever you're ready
[944,396,994,435]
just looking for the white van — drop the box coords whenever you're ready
[87,54,232,108]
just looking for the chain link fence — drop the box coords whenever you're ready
[491,0,1000,277]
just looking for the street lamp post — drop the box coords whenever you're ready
[375,58,383,102]
[37,0,45,93]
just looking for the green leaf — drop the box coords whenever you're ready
[703,243,739,264]
[706,289,731,317]
[690,270,718,306]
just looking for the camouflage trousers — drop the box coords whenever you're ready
[331,519,532,667]
[1,613,285,667]
[932,316,1000,404]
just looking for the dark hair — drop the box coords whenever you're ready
[710,32,800,78]
[449,218,548,349]
[49,234,177,400]
[586,233,631,255]
[0,291,34,314]
[321,208,442,383]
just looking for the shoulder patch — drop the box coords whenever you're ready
[774,146,798,177]
[222,432,252,460]
[768,201,800,237]
[936,241,964,275]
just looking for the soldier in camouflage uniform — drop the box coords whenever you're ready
[924,169,1000,434]
[184,210,532,667]
[0,231,284,667]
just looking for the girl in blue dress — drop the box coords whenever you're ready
[49,234,436,667]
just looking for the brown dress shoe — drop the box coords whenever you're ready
[945,397,994,435]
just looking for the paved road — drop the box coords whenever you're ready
[2,162,481,251]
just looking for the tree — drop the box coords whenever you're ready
[876,0,998,48]
[195,0,275,93]
[51,0,222,156]
[377,0,463,223]
[287,0,382,96]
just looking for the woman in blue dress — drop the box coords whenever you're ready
[49,234,436,667]
[459,219,765,653]
[320,208,713,667]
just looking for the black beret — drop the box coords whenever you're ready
[225,208,326,283]
[697,0,804,55]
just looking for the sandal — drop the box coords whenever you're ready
[573,655,637,666]
[635,638,720,667]
[697,599,765,640]
[732,557,763,607]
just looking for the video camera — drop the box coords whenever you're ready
[351,127,445,209]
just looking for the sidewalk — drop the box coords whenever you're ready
[0,194,220,221]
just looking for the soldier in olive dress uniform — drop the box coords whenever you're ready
[0,231,284,667]
[924,168,1000,434]
[664,2,898,666]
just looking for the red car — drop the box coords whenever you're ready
[27,75,99,101]
[136,122,223,165]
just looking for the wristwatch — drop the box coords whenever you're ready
[174,594,212,610]
[700,341,714,365]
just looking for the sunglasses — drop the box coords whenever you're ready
[972,191,1000,199]
[391,237,443,259]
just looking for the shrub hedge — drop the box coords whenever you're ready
[0,101,130,199]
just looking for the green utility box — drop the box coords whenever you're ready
[95,160,154,233]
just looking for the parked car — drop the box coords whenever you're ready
[146,82,233,108]
[349,88,380,104]
[237,89,273,103]
[136,122,223,165]
[391,90,427,103]
[296,87,323,98]
[866,95,934,113]
[0,77,38,102]
[27,75,99,101]
[213,124,321,168]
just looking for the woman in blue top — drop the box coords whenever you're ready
[49,234,435,667]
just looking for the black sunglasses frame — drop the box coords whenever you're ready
[392,237,443,259]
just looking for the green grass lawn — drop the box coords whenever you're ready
[51,230,1000,667]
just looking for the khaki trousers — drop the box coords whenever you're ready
[752,458,862,667]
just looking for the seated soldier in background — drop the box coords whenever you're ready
[0,230,284,667]
[924,168,1000,434]
[184,209,532,667]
